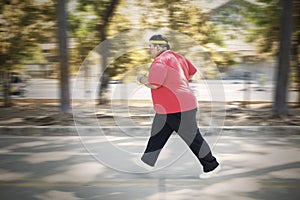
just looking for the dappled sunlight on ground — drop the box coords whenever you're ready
[34,190,81,200]
[43,162,106,183]
[0,127,299,199]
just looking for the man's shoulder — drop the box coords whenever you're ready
[158,50,179,60]
[165,50,185,59]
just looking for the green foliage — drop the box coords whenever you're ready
[0,0,56,71]
[68,0,128,74]
[211,51,236,68]
[172,6,223,46]
[108,48,151,80]
[243,0,280,54]
[143,0,224,47]
[68,6,98,40]
[68,5,99,73]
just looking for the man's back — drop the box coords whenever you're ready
[148,50,198,114]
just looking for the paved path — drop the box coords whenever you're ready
[0,127,299,200]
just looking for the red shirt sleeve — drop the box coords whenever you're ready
[148,62,168,87]
[186,59,197,76]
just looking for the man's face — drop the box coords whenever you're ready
[148,44,160,59]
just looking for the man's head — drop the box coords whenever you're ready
[148,34,170,58]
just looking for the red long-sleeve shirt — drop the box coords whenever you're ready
[148,50,197,114]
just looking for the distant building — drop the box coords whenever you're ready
[209,0,276,81]
[209,0,264,61]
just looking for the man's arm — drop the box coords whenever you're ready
[137,75,160,89]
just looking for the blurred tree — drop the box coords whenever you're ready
[70,0,121,104]
[0,0,56,107]
[57,0,70,113]
[138,0,233,76]
[243,0,280,54]
[69,0,132,80]
[209,0,262,75]
[243,0,299,115]
[291,0,300,107]
[68,5,99,74]
[106,14,142,80]
[273,0,293,116]
[107,48,151,82]
[212,0,299,114]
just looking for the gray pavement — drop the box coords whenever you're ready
[0,126,299,200]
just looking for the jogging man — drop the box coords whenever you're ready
[137,34,220,178]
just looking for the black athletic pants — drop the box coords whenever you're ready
[141,109,219,172]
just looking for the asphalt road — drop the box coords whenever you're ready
[0,129,299,200]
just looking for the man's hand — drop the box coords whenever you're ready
[137,74,159,89]
[137,74,147,85]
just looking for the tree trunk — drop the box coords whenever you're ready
[97,0,120,105]
[2,71,12,107]
[273,0,293,116]
[292,31,300,107]
[57,0,70,113]
[294,1,300,107]
[98,28,110,105]
[297,32,300,107]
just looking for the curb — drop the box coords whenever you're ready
[0,126,299,137]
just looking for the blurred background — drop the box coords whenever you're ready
[0,0,299,118]
[0,2,300,199]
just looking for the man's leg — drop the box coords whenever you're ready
[188,129,219,172]
[141,114,174,166]
[175,109,219,172]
